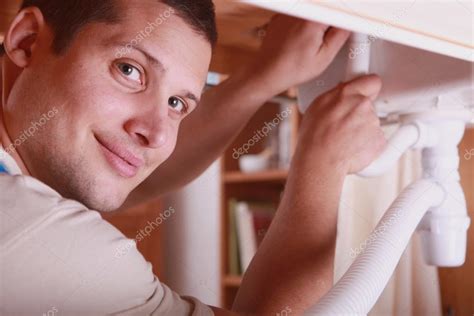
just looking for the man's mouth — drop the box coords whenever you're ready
[95,135,144,178]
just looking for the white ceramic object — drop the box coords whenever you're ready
[238,150,271,173]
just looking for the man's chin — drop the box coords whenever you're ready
[70,189,129,213]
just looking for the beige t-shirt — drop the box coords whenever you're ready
[0,149,214,315]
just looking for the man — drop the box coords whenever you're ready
[0,0,385,315]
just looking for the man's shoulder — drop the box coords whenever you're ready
[0,173,90,243]
[1,174,67,238]
[0,173,142,266]
[0,174,214,315]
[0,173,161,313]
[0,173,72,212]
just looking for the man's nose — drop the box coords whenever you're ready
[124,106,169,149]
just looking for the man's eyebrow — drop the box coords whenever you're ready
[134,46,165,71]
[106,40,165,71]
[105,39,201,104]
[185,92,200,105]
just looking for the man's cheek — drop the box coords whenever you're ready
[164,143,177,163]
[168,130,179,155]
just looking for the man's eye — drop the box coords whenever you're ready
[117,63,142,83]
[168,97,187,114]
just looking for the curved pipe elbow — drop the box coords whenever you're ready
[357,123,424,177]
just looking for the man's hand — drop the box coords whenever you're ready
[244,15,350,97]
[234,75,385,314]
[296,74,385,175]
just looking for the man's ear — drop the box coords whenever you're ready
[3,7,45,68]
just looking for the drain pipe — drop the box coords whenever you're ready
[345,33,371,79]
[306,179,445,315]
[357,122,436,177]
[305,34,471,315]
[412,116,470,266]
[307,116,470,315]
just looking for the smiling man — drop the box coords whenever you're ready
[0,0,385,315]
[1,0,214,212]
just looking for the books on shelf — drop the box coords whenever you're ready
[228,199,276,275]
[228,199,241,276]
[235,202,256,272]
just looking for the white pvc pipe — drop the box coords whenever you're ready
[417,120,470,266]
[346,33,371,80]
[306,179,444,315]
[357,124,420,177]
[345,32,424,179]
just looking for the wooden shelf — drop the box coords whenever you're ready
[220,103,299,308]
[223,170,288,183]
[222,275,242,287]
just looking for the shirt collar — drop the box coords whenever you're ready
[0,146,23,175]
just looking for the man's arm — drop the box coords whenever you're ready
[232,75,385,314]
[124,16,350,206]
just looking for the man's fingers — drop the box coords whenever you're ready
[312,21,330,35]
[343,74,382,101]
[319,27,351,58]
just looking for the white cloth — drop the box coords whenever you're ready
[0,148,213,315]
[0,146,22,175]
[334,127,443,316]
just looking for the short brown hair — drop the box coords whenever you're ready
[0,0,217,55]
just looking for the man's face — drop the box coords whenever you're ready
[3,1,212,211]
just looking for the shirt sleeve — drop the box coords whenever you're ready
[0,174,214,316]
